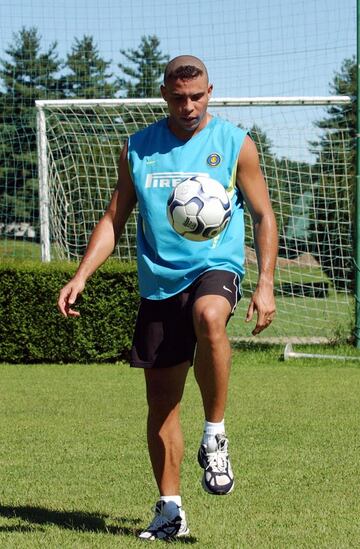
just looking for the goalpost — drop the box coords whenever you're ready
[36,96,354,344]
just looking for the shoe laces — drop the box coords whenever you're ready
[205,436,229,473]
[149,502,178,529]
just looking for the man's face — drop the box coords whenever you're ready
[161,74,213,139]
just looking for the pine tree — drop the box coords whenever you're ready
[249,124,313,257]
[63,35,118,98]
[310,56,355,289]
[57,37,118,256]
[0,27,62,229]
[114,35,170,153]
[117,35,169,98]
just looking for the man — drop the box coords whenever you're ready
[58,55,278,541]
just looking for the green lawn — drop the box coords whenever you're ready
[0,239,41,261]
[234,262,353,342]
[229,288,353,341]
[0,348,359,547]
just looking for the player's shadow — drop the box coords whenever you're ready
[0,503,140,537]
[0,504,198,542]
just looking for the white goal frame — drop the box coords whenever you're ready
[36,95,351,263]
[35,95,354,344]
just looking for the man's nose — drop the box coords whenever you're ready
[183,98,194,113]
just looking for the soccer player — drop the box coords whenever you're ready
[58,55,278,541]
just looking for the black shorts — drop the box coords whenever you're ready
[130,270,241,369]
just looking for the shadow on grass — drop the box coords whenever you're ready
[0,504,198,543]
[0,504,139,536]
[0,524,39,533]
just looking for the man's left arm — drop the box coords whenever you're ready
[236,134,278,335]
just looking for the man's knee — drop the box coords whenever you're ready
[193,296,230,340]
[196,306,221,336]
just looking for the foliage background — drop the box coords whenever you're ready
[0,2,356,343]
[0,24,355,288]
[0,260,139,363]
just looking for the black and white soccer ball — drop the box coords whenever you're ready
[167,175,232,241]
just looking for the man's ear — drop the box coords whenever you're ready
[208,84,213,97]
[160,85,167,101]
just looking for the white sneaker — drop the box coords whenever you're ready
[139,500,189,541]
[198,433,234,495]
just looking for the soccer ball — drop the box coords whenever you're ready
[167,175,232,241]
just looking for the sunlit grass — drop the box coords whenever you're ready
[0,349,359,547]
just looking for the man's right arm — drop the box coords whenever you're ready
[57,142,137,317]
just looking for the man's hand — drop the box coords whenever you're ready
[57,278,86,318]
[246,281,276,335]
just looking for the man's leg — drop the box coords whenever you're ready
[139,362,191,540]
[144,361,190,495]
[193,294,234,495]
[193,295,232,422]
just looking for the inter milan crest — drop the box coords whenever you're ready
[207,153,222,167]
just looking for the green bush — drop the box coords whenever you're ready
[0,260,139,363]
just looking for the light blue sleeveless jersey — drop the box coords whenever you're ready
[128,117,248,299]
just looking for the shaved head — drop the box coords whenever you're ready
[161,55,213,140]
[164,55,209,84]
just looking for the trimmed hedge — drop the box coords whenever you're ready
[0,260,139,363]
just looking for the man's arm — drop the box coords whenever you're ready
[57,142,137,317]
[237,134,278,335]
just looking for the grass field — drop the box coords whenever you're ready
[229,290,353,342]
[0,240,41,261]
[1,347,360,548]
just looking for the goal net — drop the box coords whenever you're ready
[36,97,354,343]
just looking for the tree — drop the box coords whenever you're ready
[63,35,118,98]
[55,37,119,256]
[0,27,62,228]
[310,56,356,289]
[117,35,169,98]
[247,124,277,246]
[115,35,170,155]
[249,124,313,257]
